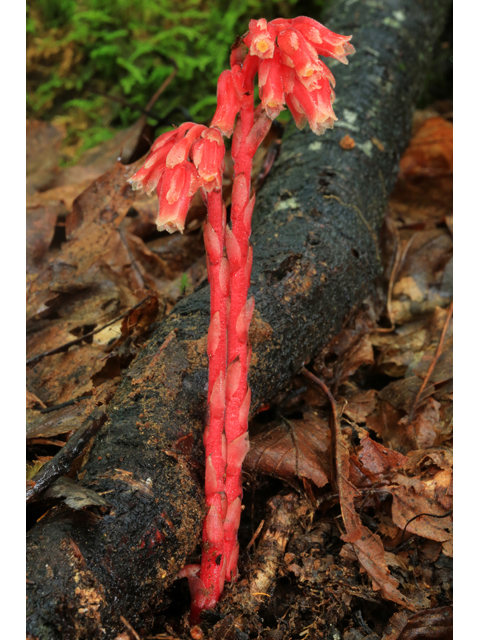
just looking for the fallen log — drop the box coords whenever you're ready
[26,0,451,637]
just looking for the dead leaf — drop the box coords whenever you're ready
[27,344,107,405]
[27,401,91,439]
[44,477,110,510]
[26,120,65,194]
[26,205,60,274]
[389,230,452,325]
[245,411,332,488]
[379,376,436,414]
[356,436,408,479]
[343,389,377,423]
[335,411,415,610]
[386,449,452,555]
[398,397,441,449]
[382,610,413,640]
[371,319,430,378]
[399,118,453,178]
[317,310,375,387]
[26,389,46,410]
[396,606,453,640]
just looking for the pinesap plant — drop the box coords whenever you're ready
[129,15,354,622]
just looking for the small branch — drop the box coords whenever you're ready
[120,615,141,640]
[26,408,107,504]
[300,367,338,421]
[39,395,93,414]
[145,68,178,113]
[301,367,340,493]
[26,295,152,367]
[119,229,147,291]
[408,302,453,421]
[399,509,453,546]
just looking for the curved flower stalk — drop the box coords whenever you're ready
[212,16,354,584]
[128,15,354,624]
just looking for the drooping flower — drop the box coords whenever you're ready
[239,16,355,135]
[210,66,246,138]
[258,49,286,119]
[129,123,225,233]
[291,16,355,64]
[243,18,277,59]
[192,128,226,192]
[286,75,337,135]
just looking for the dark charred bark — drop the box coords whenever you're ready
[26,0,451,638]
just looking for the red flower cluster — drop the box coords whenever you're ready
[129,123,225,233]
[212,16,354,137]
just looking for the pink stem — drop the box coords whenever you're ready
[194,188,229,619]
[223,95,272,580]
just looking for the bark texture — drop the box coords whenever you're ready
[26,0,451,637]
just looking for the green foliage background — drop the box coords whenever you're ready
[27,0,324,158]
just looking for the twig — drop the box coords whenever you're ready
[373,231,415,333]
[26,409,107,504]
[89,90,165,123]
[145,68,178,113]
[300,367,340,493]
[119,229,147,291]
[39,395,93,414]
[399,509,453,546]
[300,367,338,421]
[90,63,178,125]
[120,615,141,640]
[408,302,453,421]
[256,138,282,190]
[246,519,265,551]
[26,295,152,367]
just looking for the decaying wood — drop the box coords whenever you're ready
[26,409,107,504]
[26,0,451,637]
[248,494,306,603]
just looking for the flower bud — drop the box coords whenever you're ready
[155,162,202,233]
[192,128,225,192]
[245,18,276,59]
[258,50,286,119]
[211,67,244,138]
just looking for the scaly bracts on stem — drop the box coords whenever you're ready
[129,15,354,622]
[212,16,354,585]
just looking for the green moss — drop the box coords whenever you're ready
[27,0,325,157]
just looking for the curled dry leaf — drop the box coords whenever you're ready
[385,449,453,556]
[368,305,452,450]
[371,318,431,378]
[335,417,415,610]
[356,436,408,479]
[26,205,60,275]
[27,344,107,406]
[389,606,453,640]
[348,435,408,490]
[390,115,452,228]
[244,411,332,488]
[399,118,453,179]
[389,230,452,326]
[398,397,442,449]
[315,308,375,388]
[343,388,377,424]
[27,401,90,439]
